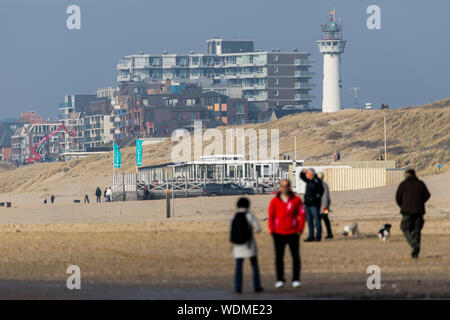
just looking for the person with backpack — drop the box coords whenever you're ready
[230,197,263,294]
[300,169,324,242]
[268,179,306,289]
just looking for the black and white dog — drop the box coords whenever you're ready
[378,224,392,242]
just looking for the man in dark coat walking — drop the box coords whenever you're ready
[395,169,431,259]
[300,168,324,242]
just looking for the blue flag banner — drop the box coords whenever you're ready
[136,139,143,167]
[113,142,121,168]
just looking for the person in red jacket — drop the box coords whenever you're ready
[268,179,306,289]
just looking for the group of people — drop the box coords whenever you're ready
[230,168,431,293]
[85,187,112,203]
[43,194,55,204]
[230,168,332,294]
[230,179,304,294]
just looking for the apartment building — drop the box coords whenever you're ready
[0,119,21,161]
[117,38,315,109]
[84,114,114,150]
[201,91,247,125]
[59,95,115,152]
[11,123,65,163]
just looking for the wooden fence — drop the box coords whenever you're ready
[324,167,404,192]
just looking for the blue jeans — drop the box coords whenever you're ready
[234,256,262,292]
[306,206,322,240]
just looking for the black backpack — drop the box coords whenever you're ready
[230,211,252,244]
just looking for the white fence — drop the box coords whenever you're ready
[323,167,404,192]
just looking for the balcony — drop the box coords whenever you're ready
[295,71,316,78]
[242,84,266,90]
[295,94,316,101]
[295,83,316,89]
[294,59,315,66]
[117,74,132,82]
[117,62,132,70]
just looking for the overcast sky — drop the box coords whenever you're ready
[1,0,449,119]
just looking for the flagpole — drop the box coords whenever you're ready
[112,139,115,201]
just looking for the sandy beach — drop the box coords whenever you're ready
[0,172,449,299]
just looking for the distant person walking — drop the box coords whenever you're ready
[50,194,55,204]
[95,187,102,203]
[84,194,90,204]
[395,169,431,259]
[300,169,324,242]
[104,188,108,202]
[268,179,306,289]
[317,172,333,239]
[106,187,112,202]
[230,197,263,294]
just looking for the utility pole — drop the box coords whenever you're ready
[350,87,360,110]
[384,115,387,161]
[294,136,297,162]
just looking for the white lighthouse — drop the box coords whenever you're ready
[316,11,346,113]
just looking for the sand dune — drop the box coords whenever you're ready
[1,98,449,196]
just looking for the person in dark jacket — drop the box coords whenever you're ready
[395,169,431,259]
[95,187,102,203]
[300,169,324,242]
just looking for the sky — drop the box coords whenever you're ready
[0,0,449,119]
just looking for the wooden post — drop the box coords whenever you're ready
[172,168,175,217]
[166,190,171,218]
[185,171,188,198]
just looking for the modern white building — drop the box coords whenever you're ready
[317,11,346,113]
[117,38,316,109]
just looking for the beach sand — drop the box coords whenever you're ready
[0,172,449,299]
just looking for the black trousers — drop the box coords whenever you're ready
[400,214,424,248]
[96,195,101,203]
[272,233,301,282]
[84,195,90,203]
[320,213,333,236]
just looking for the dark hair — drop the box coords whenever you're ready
[406,169,416,177]
[280,179,292,188]
[237,197,250,209]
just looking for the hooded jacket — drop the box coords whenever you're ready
[268,192,306,235]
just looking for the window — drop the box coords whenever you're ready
[274,78,279,85]
[274,66,278,73]
[274,90,279,96]
[274,55,279,62]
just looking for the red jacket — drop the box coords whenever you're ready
[268,192,306,235]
